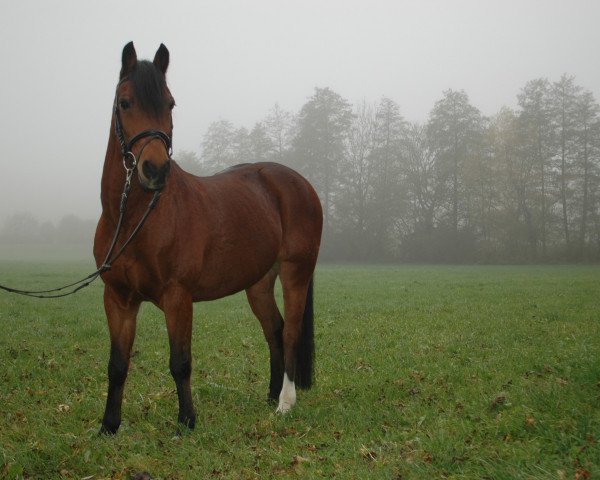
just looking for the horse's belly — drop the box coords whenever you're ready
[191,252,278,301]
[188,226,280,301]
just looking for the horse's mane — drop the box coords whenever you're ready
[129,60,167,118]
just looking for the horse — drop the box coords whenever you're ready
[93,42,322,434]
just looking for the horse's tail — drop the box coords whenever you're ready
[296,277,315,390]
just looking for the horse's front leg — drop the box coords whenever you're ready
[100,286,141,434]
[162,289,196,429]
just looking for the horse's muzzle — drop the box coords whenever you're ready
[141,159,171,191]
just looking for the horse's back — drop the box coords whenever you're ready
[215,162,322,241]
[192,162,322,232]
[200,162,322,265]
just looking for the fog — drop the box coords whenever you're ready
[1,0,599,226]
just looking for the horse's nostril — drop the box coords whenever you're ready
[141,160,171,190]
[142,160,158,179]
[143,160,171,180]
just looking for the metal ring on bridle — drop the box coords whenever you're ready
[122,151,137,173]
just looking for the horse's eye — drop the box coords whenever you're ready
[119,99,131,110]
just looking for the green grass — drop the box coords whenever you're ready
[0,261,599,479]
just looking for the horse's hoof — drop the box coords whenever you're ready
[98,423,119,435]
[131,472,153,480]
[177,415,196,430]
[174,416,196,437]
[267,395,278,405]
[275,401,293,414]
[276,375,296,413]
[174,425,193,437]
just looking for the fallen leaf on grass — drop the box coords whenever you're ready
[525,416,536,426]
[491,392,507,409]
[25,387,48,396]
[575,467,591,480]
[359,445,377,461]
[291,455,309,466]
[421,451,433,463]
[56,404,70,413]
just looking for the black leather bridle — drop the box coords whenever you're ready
[0,87,172,298]
[113,96,173,173]
[114,100,172,156]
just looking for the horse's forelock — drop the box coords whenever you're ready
[129,60,168,117]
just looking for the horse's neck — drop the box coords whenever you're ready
[101,128,168,225]
[100,130,128,221]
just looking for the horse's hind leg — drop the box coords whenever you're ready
[277,261,315,413]
[100,286,141,434]
[245,266,284,402]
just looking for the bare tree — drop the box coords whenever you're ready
[292,87,353,237]
[337,100,376,258]
[517,79,554,257]
[551,74,580,248]
[264,103,295,165]
[427,89,482,233]
[200,119,236,173]
[573,90,600,256]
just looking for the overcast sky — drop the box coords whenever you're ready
[1,0,599,222]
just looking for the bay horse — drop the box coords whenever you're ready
[93,42,322,434]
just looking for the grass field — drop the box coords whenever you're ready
[0,257,599,479]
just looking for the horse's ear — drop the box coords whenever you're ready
[153,44,169,75]
[120,41,137,80]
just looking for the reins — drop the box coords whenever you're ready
[0,169,160,299]
[0,91,171,299]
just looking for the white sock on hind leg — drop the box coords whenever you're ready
[276,372,296,413]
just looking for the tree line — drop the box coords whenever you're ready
[4,75,598,263]
[0,213,95,244]
[178,75,600,263]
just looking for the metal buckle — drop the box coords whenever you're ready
[122,151,137,186]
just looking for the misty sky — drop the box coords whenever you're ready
[1,0,599,223]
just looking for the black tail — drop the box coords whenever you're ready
[296,278,315,389]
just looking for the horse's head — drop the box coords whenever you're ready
[114,42,174,191]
